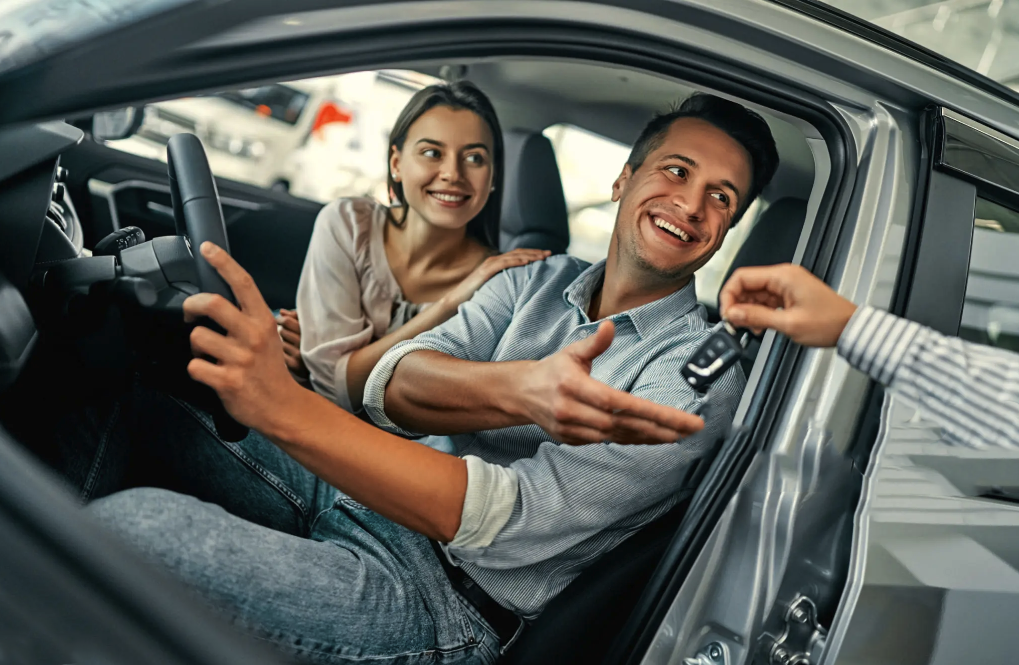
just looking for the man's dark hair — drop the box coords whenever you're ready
[626,93,780,225]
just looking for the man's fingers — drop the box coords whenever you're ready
[607,413,685,443]
[187,357,228,389]
[190,326,248,365]
[565,375,703,433]
[200,242,268,314]
[183,292,246,333]
[567,320,615,363]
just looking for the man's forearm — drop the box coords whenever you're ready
[385,350,536,435]
[262,384,468,541]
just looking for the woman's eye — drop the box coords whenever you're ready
[465,153,486,165]
[422,148,440,158]
[667,166,687,178]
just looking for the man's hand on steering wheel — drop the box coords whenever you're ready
[183,242,303,432]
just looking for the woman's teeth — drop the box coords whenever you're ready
[430,192,468,202]
[653,216,692,242]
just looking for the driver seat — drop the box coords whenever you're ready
[498,131,570,254]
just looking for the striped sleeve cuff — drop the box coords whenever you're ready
[361,340,436,437]
[447,455,519,551]
[836,306,923,387]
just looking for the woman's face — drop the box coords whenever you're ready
[390,105,495,231]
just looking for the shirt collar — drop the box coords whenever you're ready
[563,260,701,339]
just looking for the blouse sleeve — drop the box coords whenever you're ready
[296,199,380,412]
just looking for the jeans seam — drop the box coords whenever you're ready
[171,398,309,517]
[238,623,484,662]
[81,401,119,502]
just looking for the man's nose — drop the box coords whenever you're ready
[672,186,704,221]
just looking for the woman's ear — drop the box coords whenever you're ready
[389,145,401,183]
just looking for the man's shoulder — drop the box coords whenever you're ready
[505,253,591,289]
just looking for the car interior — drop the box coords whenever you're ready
[0,56,819,664]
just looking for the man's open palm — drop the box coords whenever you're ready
[518,320,704,445]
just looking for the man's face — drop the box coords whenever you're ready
[611,117,753,283]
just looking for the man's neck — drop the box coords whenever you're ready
[588,251,692,321]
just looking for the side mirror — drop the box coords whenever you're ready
[92,107,145,142]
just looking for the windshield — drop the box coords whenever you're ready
[210,84,311,125]
[820,1,1019,89]
[0,0,191,76]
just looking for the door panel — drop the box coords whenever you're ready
[828,107,1019,665]
[59,138,322,310]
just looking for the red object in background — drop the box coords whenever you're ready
[312,101,354,136]
[255,104,272,117]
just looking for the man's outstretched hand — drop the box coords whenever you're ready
[515,320,705,445]
[719,263,858,348]
[183,242,302,432]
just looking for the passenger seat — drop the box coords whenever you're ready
[499,131,570,254]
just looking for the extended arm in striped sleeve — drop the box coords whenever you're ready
[837,306,1019,450]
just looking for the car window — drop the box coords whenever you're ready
[959,197,1019,352]
[102,69,442,203]
[819,1,1019,88]
[545,122,760,306]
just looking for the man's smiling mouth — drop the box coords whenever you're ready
[652,215,693,242]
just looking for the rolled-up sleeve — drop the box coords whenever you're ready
[296,200,375,412]
[446,348,744,568]
[362,264,527,434]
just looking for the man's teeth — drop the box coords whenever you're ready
[653,216,692,242]
[431,192,467,202]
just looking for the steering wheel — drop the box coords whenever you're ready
[166,133,249,442]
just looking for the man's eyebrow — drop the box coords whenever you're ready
[720,179,742,206]
[661,153,697,167]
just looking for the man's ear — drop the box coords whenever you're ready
[389,145,401,182]
[611,164,632,203]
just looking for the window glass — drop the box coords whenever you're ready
[818,1,1019,89]
[103,69,442,203]
[545,122,761,305]
[960,198,1019,352]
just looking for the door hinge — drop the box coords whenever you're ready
[761,594,828,665]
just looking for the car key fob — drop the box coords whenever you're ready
[681,321,749,393]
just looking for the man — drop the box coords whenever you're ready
[721,263,1019,450]
[91,94,780,664]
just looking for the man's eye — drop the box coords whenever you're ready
[667,166,687,178]
[711,192,730,206]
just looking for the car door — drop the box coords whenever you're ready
[824,107,1019,665]
[59,135,323,310]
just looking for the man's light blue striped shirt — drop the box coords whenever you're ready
[364,255,744,617]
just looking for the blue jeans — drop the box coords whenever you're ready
[64,384,500,664]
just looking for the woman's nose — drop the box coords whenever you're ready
[439,156,462,182]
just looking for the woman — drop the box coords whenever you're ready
[276,81,549,413]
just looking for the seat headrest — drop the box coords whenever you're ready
[723,197,808,285]
[499,131,570,254]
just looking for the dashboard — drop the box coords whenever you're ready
[0,121,84,390]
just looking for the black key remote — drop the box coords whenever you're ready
[681,321,748,393]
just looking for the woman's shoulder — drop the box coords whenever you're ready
[316,196,389,243]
